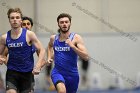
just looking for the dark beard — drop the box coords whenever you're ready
[59,26,70,34]
[61,30,69,34]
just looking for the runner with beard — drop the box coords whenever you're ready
[46,13,89,93]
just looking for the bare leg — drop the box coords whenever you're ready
[6,89,17,93]
[46,75,55,91]
[56,82,66,93]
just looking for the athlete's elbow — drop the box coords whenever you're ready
[41,48,46,54]
[84,55,89,61]
[39,48,46,58]
[81,54,89,61]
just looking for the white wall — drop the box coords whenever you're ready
[84,35,140,89]
[0,0,35,34]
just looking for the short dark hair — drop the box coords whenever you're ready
[57,13,72,23]
[7,8,23,19]
[22,16,33,26]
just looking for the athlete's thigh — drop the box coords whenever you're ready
[19,72,32,93]
[30,74,35,91]
[65,75,79,93]
[6,70,19,91]
[51,72,67,92]
[51,70,65,86]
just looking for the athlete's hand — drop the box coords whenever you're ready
[0,56,6,65]
[65,39,74,48]
[46,59,53,66]
[32,67,41,75]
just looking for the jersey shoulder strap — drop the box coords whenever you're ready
[69,32,75,41]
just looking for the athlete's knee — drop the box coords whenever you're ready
[58,89,66,93]
[56,83,66,93]
[6,89,17,93]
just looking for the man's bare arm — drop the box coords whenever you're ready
[28,31,46,74]
[46,35,55,65]
[0,34,7,65]
[66,34,89,61]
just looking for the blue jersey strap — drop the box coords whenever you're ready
[54,33,75,42]
[69,33,75,41]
